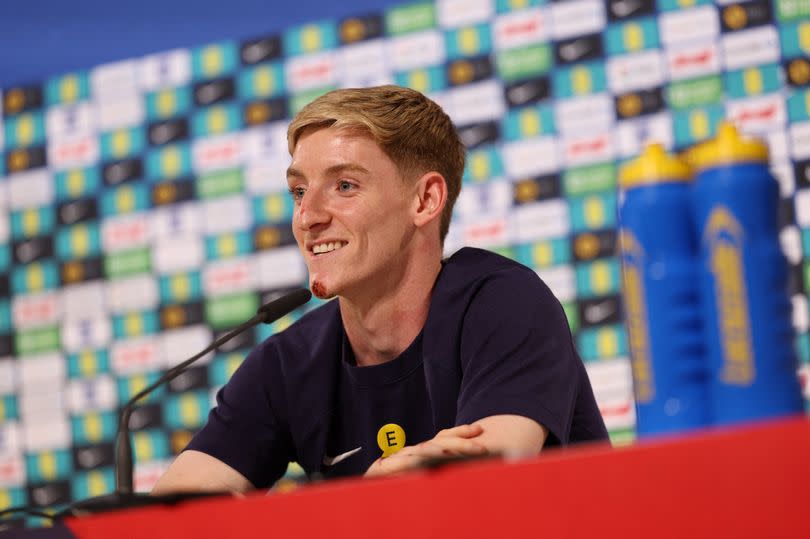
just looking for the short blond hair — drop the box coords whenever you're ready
[287,85,465,243]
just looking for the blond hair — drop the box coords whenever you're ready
[287,85,465,243]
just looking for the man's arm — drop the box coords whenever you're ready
[365,415,547,477]
[151,450,254,495]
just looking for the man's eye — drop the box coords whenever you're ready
[289,187,306,200]
[338,181,354,192]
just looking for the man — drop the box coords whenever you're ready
[153,85,608,494]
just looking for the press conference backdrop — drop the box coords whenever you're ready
[1,0,809,518]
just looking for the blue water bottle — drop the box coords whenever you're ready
[690,123,803,425]
[619,144,707,437]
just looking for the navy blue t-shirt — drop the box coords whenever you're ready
[187,247,608,487]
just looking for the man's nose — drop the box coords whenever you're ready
[297,188,330,231]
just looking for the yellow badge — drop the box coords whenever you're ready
[376,423,406,457]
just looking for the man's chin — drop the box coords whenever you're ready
[310,279,336,300]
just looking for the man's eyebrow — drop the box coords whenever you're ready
[286,163,371,179]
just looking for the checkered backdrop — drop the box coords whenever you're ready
[1,0,809,519]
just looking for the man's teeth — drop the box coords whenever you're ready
[313,241,346,254]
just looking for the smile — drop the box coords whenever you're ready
[312,241,347,255]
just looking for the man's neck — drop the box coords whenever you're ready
[339,247,443,367]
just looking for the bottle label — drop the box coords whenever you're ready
[705,205,756,386]
[619,230,655,403]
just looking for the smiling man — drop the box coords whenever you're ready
[152,86,608,494]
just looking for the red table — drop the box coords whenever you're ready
[66,417,810,538]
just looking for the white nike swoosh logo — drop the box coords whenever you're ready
[612,0,641,18]
[322,447,362,466]
[560,40,588,62]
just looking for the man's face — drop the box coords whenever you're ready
[287,127,416,300]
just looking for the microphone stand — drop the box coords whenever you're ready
[61,289,311,517]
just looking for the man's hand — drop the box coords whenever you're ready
[364,424,487,477]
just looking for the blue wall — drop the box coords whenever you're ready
[0,0,404,87]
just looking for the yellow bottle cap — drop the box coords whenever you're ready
[687,122,769,171]
[619,143,692,189]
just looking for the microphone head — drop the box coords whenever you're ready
[257,288,312,324]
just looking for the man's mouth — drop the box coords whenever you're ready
[312,241,347,255]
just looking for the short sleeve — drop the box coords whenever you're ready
[185,340,293,488]
[456,268,580,445]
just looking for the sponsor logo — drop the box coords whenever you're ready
[148,118,189,146]
[255,246,306,290]
[720,0,773,32]
[137,49,191,90]
[105,275,159,314]
[240,35,283,65]
[339,14,385,44]
[704,207,755,385]
[563,163,617,196]
[536,265,576,303]
[614,87,664,119]
[192,133,244,172]
[725,94,786,133]
[502,136,558,177]
[512,199,570,243]
[563,132,615,166]
[493,8,549,50]
[447,80,505,125]
[339,40,388,84]
[776,0,810,22]
[572,230,618,261]
[495,44,553,82]
[607,50,665,93]
[206,292,259,330]
[101,214,149,252]
[607,0,655,20]
[6,146,47,174]
[554,94,615,134]
[659,6,720,46]
[45,102,94,140]
[152,235,205,274]
[193,78,236,107]
[579,295,623,327]
[91,60,138,101]
[12,292,59,329]
[512,174,561,204]
[790,121,810,160]
[619,232,654,403]
[437,0,493,28]
[48,135,100,171]
[285,52,338,92]
[202,258,255,296]
[61,316,111,352]
[551,0,606,40]
[667,75,723,109]
[461,215,510,248]
[503,76,550,107]
[12,236,54,265]
[102,157,143,186]
[446,56,494,86]
[722,26,780,70]
[111,337,161,375]
[95,96,145,131]
[388,30,446,71]
[457,120,500,149]
[167,365,209,392]
[554,34,603,66]
[385,2,436,35]
[616,112,674,157]
[785,58,810,87]
[3,84,44,115]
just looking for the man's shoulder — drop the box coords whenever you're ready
[439,247,546,298]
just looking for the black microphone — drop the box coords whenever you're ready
[63,288,312,516]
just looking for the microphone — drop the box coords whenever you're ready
[63,288,312,516]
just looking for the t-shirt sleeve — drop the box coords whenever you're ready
[185,340,292,489]
[455,267,581,445]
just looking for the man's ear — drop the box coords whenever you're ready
[412,171,448,229]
